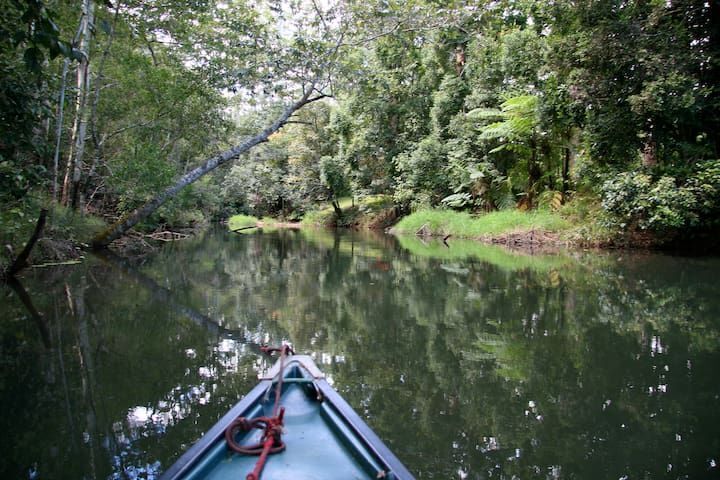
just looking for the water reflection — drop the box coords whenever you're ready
[1,228,719,479]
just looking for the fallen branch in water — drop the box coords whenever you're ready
[231,225,259,233]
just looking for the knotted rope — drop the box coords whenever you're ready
[224,344,294,480]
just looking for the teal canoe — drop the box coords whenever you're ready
[160,354,415,480]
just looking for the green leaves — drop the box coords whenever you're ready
[600,161,720,235]
[479,95,539,155]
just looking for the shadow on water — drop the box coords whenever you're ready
[1,227,719,479]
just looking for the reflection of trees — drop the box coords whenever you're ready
[0,256,271,479]
[140,229,720,479]
[1,230,718,479]
[163,230,720,478]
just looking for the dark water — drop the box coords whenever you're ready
[2,228,719,480]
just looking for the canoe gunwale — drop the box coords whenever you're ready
[314,378,415,480]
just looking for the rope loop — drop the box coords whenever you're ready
[224,408,286,455]
[225,344,293,479]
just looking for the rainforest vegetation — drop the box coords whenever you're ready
[2,0,720,267]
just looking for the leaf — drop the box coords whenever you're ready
[441,192,471,208]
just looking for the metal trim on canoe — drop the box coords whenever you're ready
[159,355,415,480]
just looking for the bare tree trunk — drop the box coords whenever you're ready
[61,73,77,206]
[561,147,570,196]
[62,0,95,209]
[53,60,70,203]
[91,88,326,248]
[331,199,343,219]
[526,136,542,209]
[53,16,85,203]
[454,45,466,76]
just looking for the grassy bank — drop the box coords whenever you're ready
[227,215,292,233]
[227,214,260,230]
[392,209,571,239]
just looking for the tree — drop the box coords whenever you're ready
[92,87,329,247]
[90,0,352,246]
[61,0,94,209]
[478,95,545,208]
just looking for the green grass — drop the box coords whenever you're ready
[393,209,570,238]
[227,214,259,231]
[1,196,106,248]
[49,203,107,241]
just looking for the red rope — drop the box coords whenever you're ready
[225,344,293,480]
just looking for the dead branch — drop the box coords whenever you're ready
[4,209,48,278]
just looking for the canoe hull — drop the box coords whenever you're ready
[159,355,414,480]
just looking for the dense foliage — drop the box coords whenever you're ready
[1,0,719,251]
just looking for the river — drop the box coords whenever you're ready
[1,228,719,479]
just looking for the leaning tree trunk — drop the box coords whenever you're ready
[91,88,323,248]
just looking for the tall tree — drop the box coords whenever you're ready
[61,0,95,208]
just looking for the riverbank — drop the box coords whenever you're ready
[296,195,610,250]
[236,201,720,253]
[0,200,108,275]
[1,196,211,276]
[390,209,575,249]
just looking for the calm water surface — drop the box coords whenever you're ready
[1,228,719,479]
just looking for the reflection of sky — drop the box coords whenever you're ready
[110,339,227,479]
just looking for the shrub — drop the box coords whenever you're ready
[600,160,720,233]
